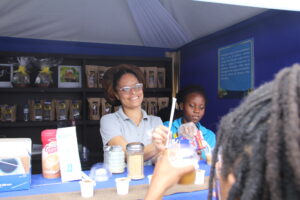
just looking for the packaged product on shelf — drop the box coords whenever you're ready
[97,66,109,88]
[43,100,55,121]
[157,68,166,88]
[88,98,101,120]
[0,104,16,122]
[101,98,112,116]
[147,98,158,116]
[29,100,43,121]
[158,97,169,111]
[12,57,31,88]
[85,65,98,88]
[142,98,148,112]
[34,58,58,88]
[55,100,70,121]
[69,100,82,120]
[139,67,147,85]
[146,67,158,88]
[113,105,119,112]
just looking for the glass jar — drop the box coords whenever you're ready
[108,146,125,173]
[126,142,144,180]
[103,145,111,167]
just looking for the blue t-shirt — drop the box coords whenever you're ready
[163,117,216,149]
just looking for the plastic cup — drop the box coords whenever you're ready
[115,177,131,195]
[178,170,196,184]
[167,144,199,185]
[79,179,95,198]
[147,174,153,184]
[194,169,205,185]
[206,153,212,165]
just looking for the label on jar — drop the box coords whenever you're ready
[127,154,144,179]
[42,141,60,178]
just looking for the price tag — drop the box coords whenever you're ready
[56,126,82,182]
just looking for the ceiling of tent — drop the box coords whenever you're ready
[0,0,266,49]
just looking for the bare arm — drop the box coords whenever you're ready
[108,136,158,161]
[145,149,194,200]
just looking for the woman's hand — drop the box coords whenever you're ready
[152,125,170,152]
[145,149,195,200]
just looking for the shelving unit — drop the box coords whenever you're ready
[0,52,173,173]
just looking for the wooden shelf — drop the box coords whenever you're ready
[0,52,172,167]
[0,120,84,128]
[0,88,83,93]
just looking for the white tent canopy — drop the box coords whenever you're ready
[0,0,266,48]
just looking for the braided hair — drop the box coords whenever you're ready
[208,64,300,200]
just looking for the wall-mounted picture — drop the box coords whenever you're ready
[58,65,82,88]
[0,64,13,88]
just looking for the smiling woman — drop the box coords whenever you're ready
[100,64,163,162]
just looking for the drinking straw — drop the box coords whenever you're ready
[166,97,177,147]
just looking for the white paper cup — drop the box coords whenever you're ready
[79,179,95,198]
[147,174,153,184]
[115,177,131,195]
[194,169,205,185]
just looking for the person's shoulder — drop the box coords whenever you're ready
[163,121,170,126]
[100,112,118,122]
[147,115,163,123]
[199,124,215,135]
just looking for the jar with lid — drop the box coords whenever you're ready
[103,145,111,167]
[126,142,144,180]
[107,145,125,173]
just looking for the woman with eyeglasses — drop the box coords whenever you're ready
[100,64,163,162]
[146,64,300,200]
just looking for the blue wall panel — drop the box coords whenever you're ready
[179,10,300,132]
[0,37,172,57]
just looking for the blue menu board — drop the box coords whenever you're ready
[218,39,254,98]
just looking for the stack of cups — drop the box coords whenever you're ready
[108,146,125,173]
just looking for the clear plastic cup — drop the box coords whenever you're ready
[115,177,131,195]
[194,169,205,185]
[167,143,199,185]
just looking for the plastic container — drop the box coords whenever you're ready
[23,104,29,122]
[103,145,111,167]
[126,142,144,180]
[41,129,60,179]
[107,146,125,173]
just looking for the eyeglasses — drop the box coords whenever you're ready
[119,83,143,93]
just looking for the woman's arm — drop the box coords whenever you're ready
[145,149,194,200]
[108,136,158,162]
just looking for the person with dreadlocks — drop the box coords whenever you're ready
[147,64,300,200]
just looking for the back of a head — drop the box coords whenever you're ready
[209,64,300,200]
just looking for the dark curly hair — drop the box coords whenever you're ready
[208,64,300,200]
[102,64,145,106]
[176,85,207,104]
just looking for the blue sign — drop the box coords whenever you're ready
[218,39,254,96]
